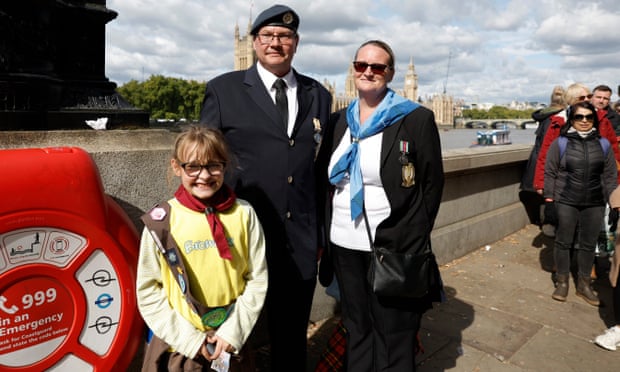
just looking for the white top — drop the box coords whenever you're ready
[256,62,298,137]
[328,127,391,251]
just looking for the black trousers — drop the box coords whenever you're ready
[554,203,604,278]
[332,244,422,372]
[265,254,316,372]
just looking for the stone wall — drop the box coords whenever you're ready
[0,129,532,322]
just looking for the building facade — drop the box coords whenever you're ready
[233,23,454,125]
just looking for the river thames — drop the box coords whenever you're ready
[439,127,536,151]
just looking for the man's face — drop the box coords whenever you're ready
[591,90,612,110]
[253,26,298,77]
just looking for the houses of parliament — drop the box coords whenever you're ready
[234,22,455,126]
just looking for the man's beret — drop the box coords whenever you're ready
[251,4,299,35]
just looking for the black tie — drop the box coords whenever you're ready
[273,78,288,128]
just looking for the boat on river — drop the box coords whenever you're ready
[472,128,512,146]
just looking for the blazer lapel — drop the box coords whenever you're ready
[381,119,401,166]
[243,66,286,132]
[293,74,314,136]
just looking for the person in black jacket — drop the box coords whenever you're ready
[199,5,332,371]
[544,101,618,306]
[519,85,565,229]
[317,40,444,371]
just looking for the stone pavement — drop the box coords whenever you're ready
[299,224,618,372]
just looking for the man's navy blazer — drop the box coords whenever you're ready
[200,64,332,280]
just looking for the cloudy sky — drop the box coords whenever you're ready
[105,0,620,105]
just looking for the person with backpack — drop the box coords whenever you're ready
[543,101,618,306]
[136,125,268,371]
[519,85,565,229]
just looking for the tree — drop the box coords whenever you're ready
[117,75,205,121]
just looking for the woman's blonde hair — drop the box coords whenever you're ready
[549,85,566,109]
[563,83,590,106]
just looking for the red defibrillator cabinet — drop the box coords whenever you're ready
[0,147,143,371]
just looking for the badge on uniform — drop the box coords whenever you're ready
[313,118,322,160]
[399,140,415,187]
[202,307,229,328]
[149,206,166,221]
[177,273,187,294]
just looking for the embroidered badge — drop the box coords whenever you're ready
[202,307,228,328]
[177,274,187,293]
[167,250,178,264]
[149,207,166,221]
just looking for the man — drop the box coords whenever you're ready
[199,5,332,371]
[592,84,620,136]
[591,85,620,260]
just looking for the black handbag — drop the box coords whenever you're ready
[363,208,436,298]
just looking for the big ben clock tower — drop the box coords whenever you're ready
[403,56,418,101]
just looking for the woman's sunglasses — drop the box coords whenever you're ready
[572,114,595,122]
[352,61,390,75]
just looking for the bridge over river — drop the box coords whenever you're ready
[455,118,538,129]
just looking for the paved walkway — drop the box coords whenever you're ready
[300,224,618,371]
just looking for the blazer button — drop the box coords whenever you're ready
[289,139,295,146]
[287,176,293,184]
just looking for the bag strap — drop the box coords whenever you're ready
[558,135,610,159]
[142,202,235,329]
[141,202,209,317]
[362,206,374,250]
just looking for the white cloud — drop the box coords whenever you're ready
[105,0,620,105]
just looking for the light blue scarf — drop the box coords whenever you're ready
[329,89,419,220]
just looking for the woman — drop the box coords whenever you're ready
[519,85,565,228]
[544,102,618,306]
[535,83,620,195]
[317,40,444,371]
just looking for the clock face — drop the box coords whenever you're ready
[406,79,412,84]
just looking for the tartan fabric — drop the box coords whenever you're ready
[314,320,347,372]
[314,320,425,371]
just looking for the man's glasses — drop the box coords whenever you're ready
[180,162,225,177]
[577,94,593,101]
[352,61,390,75]
[256,32,296,45]
[572,114,595,122]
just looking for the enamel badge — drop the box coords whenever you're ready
[313,118,323,160]
[399,140,415,187]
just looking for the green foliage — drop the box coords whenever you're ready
[462,106,535,120]
[118,75,538,122]
[116,75,206,121]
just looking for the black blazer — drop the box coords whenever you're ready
[200,64,332,280]
[317,104,445,302]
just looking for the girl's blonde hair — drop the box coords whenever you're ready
[167,125,233,188]
[173,125,230,165]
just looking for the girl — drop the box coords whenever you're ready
[137,125,267,371]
